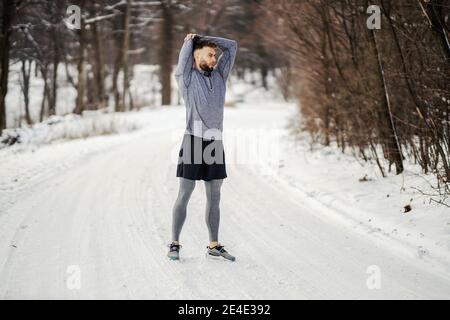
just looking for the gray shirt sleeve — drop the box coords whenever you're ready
[200,35,237,80]
[174,38,194,88]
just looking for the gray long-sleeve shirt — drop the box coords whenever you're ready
[174,35,237,140]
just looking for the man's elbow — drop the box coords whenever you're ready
[174,67,182,77]
[228,39,238,53]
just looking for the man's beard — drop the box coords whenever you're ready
[199,61,214,73]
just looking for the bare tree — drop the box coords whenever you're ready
[0,0,16,131]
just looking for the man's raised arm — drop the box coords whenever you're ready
[199,35,237,80]
[174,35,195,88]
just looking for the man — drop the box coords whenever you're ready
[168,33,237,261]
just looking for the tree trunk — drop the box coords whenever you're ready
[160,2,174,106]
[92,20,106,109]
[260,65,268,90]
[121,0,131,111]
[20,59,32,125]
[367,26,404,174]
[0,0,15,131]
[74,20,86,115]
[49,35,59,116]
[112,14,123,112]
[321,15,331,146]
[39,67,49,122]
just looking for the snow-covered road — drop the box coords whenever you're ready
[1,103,450,299]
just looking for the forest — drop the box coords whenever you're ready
[0,0,449,196]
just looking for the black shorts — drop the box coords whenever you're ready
[176,134,227,181]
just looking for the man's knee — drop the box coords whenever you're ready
[180,179,196,197]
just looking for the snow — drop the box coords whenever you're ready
[1,71,450,299]
[0,108,159,148]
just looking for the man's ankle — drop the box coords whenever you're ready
[209,241,218,248]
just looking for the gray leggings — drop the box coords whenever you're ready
[171,177,224,242]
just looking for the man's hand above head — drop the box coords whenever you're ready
[184,33,198,42]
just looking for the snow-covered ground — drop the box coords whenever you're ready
[1,73,450,299]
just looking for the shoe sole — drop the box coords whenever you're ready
[205,252,236,262]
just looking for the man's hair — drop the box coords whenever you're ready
[193,39,217,51]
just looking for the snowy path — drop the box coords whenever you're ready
[1,103,450,299]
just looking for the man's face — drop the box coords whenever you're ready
[194,46,217,72]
